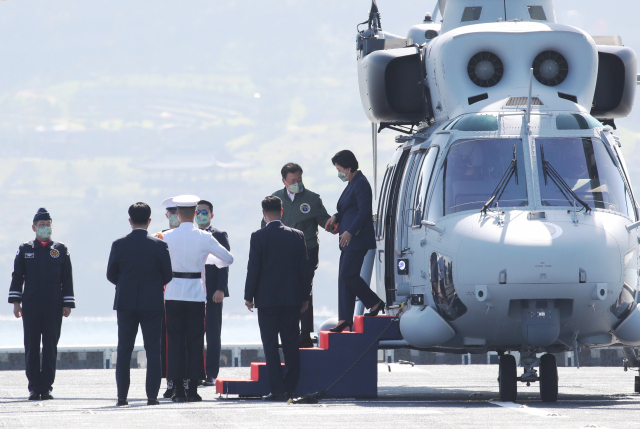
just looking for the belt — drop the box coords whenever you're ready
[172,272,201,279]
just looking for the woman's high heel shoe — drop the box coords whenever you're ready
[329,320,353,333]
[365,300,386,317]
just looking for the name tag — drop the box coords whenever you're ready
[25,253,35,259]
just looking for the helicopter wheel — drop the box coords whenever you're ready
[539,353,558,402]
[498,354,517,402]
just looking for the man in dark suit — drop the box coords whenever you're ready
[194,199,230,385]
[244,196,311,401]
[106,202,173,406]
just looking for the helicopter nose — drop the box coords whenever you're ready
[457,218,621,286]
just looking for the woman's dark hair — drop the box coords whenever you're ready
[129,202,151,225]
[262,196,282,214]
[331,150,359,172]
[281,163,303,179]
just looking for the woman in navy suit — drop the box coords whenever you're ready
[325,150,385,332]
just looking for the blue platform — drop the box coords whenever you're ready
[216,315,400,398]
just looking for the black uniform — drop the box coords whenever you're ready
[9,240,75,395]
[203,225,230,381]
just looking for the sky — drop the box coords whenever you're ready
[0,0,639,332]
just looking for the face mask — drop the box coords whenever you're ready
[288,182,304,194]
[195,213,210,227]
[36,226,52,240]
[338,172,349,182]
[169,214,181,227]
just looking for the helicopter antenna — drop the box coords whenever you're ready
[525,68,533,126]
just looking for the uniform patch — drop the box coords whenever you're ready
[25,253,34,259]
[16,248,20,256]
[300,203,311,214]
[50,249,60,258]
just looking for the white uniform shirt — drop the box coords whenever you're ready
[163,222,234,302]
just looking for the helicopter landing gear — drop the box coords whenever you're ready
[539,353,558,402]
[498,354,517,402]
[622,347,640,394]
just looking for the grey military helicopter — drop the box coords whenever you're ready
[356,0,640,402]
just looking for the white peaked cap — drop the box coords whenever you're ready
[173,195,200,207]
[162,197,177,209]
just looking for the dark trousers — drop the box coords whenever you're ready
[205,300,223,379]
[165,300,206,380]
[160,314,167,379]
[338,249,381,322]
[22,304,62,394]
[300,246,319,333]
[116,310,164,400]
[257,306,301,395]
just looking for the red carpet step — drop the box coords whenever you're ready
[216,315,400,398]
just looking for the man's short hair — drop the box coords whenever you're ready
[281,163,303,179]
[331,150,359,172]
[129,202,151,225]
[177,206,196,218]
[262,196,282,214]
[197,200,213,213]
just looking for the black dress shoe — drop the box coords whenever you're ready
[147,398,159,405]
[299,338,314,348]
[116,399,128,406]
[365,300,386,316]
[40,391,54,400]
[187,392,202,402]
[172,395,187,403]
[202,377,215,387]
[329,321,353,332]
[262,392,287,401]
[28,391,40,401]
[162,387,174,398]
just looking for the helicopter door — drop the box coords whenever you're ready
[392,150,427,302]
[378,148,411,305]
[407,146,440,301]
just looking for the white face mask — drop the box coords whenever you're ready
[288,182,304,193]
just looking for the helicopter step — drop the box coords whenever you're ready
[215,315,400,398]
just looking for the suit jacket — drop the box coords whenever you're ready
[204,226,230,299]
[334,170,376,252]
[106,229,173,311]
[244,221,311,308]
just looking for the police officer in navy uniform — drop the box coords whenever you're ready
[8,208,75,401]
[194,199,230,386]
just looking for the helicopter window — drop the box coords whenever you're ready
[610,282,636,320]
[461,7,482,22]
[450,115,498,132]
[438,138,528,216]
[556,114,602,130]
[397,152,425,249]
[376,167,393,239]
[527,6,547,21]
[430,252,467,321]
[536,138,634,217]
[413,146,439,225]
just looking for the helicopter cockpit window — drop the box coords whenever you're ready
[450,115,498,132]
[438,138,528,216]
[527,6,547,21]
[536,137,635,218]
[556,114,602,130]
[461,7,482,22]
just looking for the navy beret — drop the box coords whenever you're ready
[33,208,52,223]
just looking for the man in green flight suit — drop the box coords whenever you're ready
[262,163,331,348]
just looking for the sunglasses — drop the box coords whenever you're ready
[196,210,210,215]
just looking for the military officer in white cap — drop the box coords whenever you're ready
[162,195,234,402]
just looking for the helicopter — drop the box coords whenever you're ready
[356,0,640,402]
